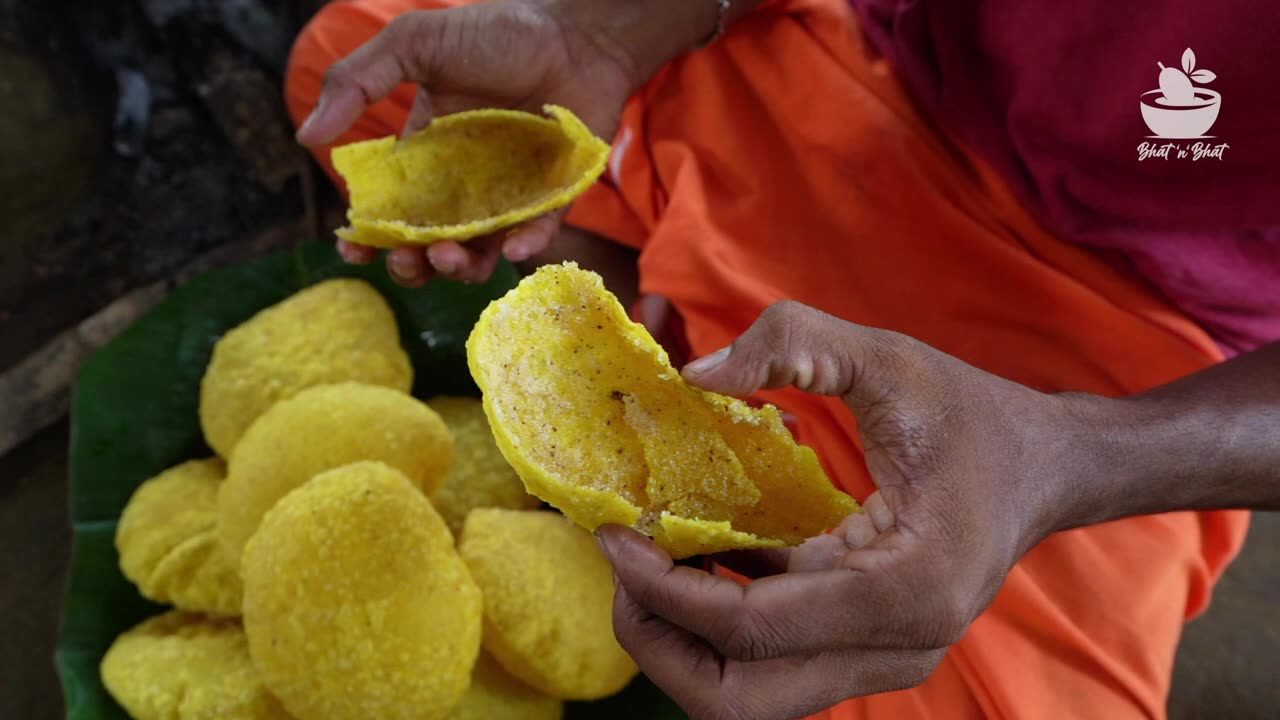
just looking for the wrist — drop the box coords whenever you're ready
[538,0,758,93]
[993,388,1109,554]
[1044,390,1216,532]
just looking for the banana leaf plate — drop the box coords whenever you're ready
[56,241,684,719]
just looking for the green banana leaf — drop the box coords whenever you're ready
[57,241,684,720]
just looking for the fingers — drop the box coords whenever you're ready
[611,583,726,717]
[298,14,435,145]
[615,582,945,720]
[681,301,872,397]
[600,521,965,661]
[425,237,503,283]
[862,491,896,534]
[381,210,558,283]
[837,513,879,549]
[602,525,827,662]
[786,534,849,573]
[598,526,751,639]
[351,212,558,289]
[337,239,378,265]
[710,499,887,579]
[384,247,431,287]
[501,211,563,263]
[681,302,926,430]
[385,240,501,286]
[403,87,436,138]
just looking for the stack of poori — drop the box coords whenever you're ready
[103,278,636,720]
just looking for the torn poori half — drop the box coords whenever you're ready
[467,263,860,558]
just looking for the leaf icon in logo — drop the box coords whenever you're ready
[1191,69,1217,83]
[1182,48,1196,74]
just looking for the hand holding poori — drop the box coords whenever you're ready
[330,105,608,255]
[467,264,859,558]
[296,1,636,285]
[596,301,1088,720]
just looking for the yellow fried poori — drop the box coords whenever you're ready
[242,461,481,720]
[332,106,609,248]
[116,458,242,616]
[458,509,637,700]
[447,652,563,720]
[217,383,453,570]
[466,263,860,558]
[428,396,541,535]
[101,611,291,720]
[199,278,412,458]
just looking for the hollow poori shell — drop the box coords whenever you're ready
[332,106,609,248]
[466,263,860,558]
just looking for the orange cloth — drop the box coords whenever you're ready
[287,1,1250,717]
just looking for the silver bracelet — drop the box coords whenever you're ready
[696,0,731,49]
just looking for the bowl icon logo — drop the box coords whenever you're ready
[1141,48,1220,139]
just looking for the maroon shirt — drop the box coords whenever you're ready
[849,0,1280,354]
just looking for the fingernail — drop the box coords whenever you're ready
[386,257,422,285]
[431,257,458,275]
[296,96,326,141]
[683,347,730,376]
[504,244,531,263]
[336,242,354,262]
[296,115,316,141]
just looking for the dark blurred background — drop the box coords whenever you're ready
[1,1,339,714]
[0,0,1276,717]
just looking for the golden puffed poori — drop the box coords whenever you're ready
[100,611,290,720]
[217,382,453,569]
[428,396,540,536]
[199,279,411,458]
[116,458,242,616]
[458,509,636,700]
[446,652,563,720]
[241,461,482,720]
[332,106,609,248]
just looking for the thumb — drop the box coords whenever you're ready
[681,301,895,401]
[298,14,437,145]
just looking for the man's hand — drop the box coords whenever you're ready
[595,301,1088,720]
[298,1,635,286]
[298,0,765,287]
